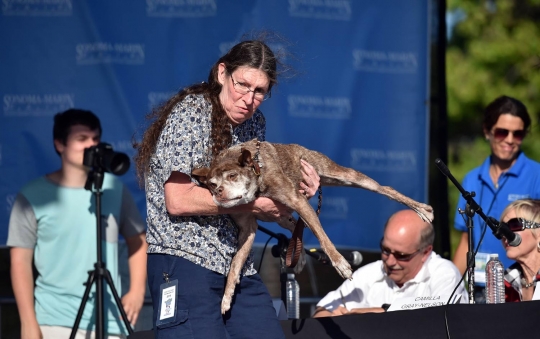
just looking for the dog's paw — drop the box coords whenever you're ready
[334,258,353,280]
[221,296,232,314]
[415,204,434,223]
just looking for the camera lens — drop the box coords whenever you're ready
[103,151,130,175]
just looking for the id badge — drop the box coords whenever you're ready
[156,279,178,326]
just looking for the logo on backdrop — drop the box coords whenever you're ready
[148,92,176,110]
[76,43,145,65]
[288,0,351,21]
[353,50,418,74]
[146,0,217,17]
[3,94,74,117]
[2,0,72,16]
[350,148,417,172]
[288,95,351,119]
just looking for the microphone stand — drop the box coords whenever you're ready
[435,159,506,305]
[70,168,133,339]
[257,225,324,308]
[257,225,290,308]
[464,204,476,304]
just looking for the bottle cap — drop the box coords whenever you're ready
[287,273,295,279]
[489,253,499,259]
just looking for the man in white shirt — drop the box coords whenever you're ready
[313,209,467,317]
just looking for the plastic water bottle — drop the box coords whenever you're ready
[485,253,505,304]
[286,273,300,319]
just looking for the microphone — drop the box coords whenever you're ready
[307,249,363,267]
[500,222,522,247]
[435,158,451,177]
[488,217,522,247]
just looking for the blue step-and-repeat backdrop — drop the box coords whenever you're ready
[0,0,431,251]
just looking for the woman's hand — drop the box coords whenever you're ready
[251,197,293,223]
[300,159,321,199]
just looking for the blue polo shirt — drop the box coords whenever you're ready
[454,152,540,281]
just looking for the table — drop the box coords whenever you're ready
[128,301,540,339]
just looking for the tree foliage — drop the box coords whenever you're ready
[446,0,540,252]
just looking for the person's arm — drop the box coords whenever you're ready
[313,306,384,317]
[10,247,42,339]
[313,306,343,317]
[164,158,322,216]
[313,306,352,317]
[121,232,148,326]
[348,307,385,314]
[164,172,292,221]
[452,232,469,275]
[313,265,372,318]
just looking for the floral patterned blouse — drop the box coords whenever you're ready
[145,94,266,276]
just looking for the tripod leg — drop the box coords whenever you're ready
[70,270,97,339]
[104,268,134,334]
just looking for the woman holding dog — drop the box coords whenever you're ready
[452,96,540,303]
[499,199,540,302]
[135,35,320,338]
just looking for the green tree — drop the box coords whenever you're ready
[446,0,540,253]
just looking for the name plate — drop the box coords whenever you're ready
[387,294,462,312]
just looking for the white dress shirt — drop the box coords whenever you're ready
[316,252,468,312]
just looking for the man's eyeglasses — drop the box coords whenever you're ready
[230,76,271,101]
[492,128,526,142]
[505,217,540,232]
[379,239,422,262]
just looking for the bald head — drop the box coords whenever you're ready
[381,210,435,286]
[384,210,434,250]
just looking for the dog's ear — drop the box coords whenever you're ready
[191,168,209,185]
[238,148,254,167]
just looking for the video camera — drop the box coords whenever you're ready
[83,142,130,176]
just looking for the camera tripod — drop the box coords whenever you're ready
[70,168,133,339]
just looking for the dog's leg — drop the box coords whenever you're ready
[296,204,352,280]
[350,175,434,222]
[314,164,434,222]
[270,190,352,280]
[221,214,258,314]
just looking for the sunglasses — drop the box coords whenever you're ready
[492,128,526,142]
[380,239,422,262]
[505,218,540,232]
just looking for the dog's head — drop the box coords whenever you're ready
[192,148,261,208]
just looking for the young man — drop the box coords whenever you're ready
[313,210,467,317]
[8,109,147,338]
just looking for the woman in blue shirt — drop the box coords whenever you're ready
[452,95,540,302]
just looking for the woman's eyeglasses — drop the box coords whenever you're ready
[505,217,540,232]
[492,128,526,142]
[230,76,271,101]
[379,239,422,261]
